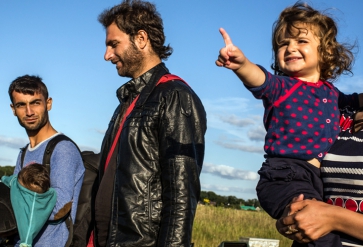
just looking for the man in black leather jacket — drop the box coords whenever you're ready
[93,1,207,246]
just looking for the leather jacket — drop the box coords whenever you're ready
[98,63,207,247]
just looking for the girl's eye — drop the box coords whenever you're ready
[278,41,288,47]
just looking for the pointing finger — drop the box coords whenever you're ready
[219,28,233,48]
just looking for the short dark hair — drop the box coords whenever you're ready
[17,163,50,194]
[98,0,173,60]
[9,75,48,103]
[271,2,355,82]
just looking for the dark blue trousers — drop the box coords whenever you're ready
[256,156,342,247]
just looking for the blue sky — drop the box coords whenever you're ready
[1,0,363,200]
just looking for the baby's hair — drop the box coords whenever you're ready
[271,1,355,82]
[18,163,50,194]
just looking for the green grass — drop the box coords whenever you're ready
[192,205,293,247]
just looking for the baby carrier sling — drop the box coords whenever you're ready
[20,135,100,247]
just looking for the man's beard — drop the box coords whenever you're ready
[117,42,144,78]
[18,110,49,132]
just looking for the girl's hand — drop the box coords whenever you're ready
[215,28,246,71]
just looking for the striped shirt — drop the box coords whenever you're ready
[322,109,363,246]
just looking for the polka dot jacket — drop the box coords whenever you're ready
[247,65,359,161]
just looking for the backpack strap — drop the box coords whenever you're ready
[20,134,79,169]
[65,217,74,247]
[42,134,79,247]
[157,74,189,86]
[103,73,188,172]
[42,134,79,170]
[20,145,28,168]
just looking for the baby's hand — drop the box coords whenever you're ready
[54,201,72,220]
[215,28,246,71]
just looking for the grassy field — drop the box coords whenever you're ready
[192,205,293,247]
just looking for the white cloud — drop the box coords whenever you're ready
[247,125,266,142]
[78,145,100,153]
[202,183,256,194]
[93,128,106,135]
[219,114,256,127]
[0,136,27,149]
[203,97,265,145]
[215,139,264,154]
[203,97,252,113]
[202,163,258,180]
[0,157,12,163]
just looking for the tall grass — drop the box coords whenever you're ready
[192,205,293,247]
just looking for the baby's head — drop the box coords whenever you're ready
[17,163,50,194]
[271,2,354,81]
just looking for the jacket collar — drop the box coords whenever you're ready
[116,63,169,106]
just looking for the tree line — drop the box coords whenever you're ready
[200,190,261,209]
[0,166,15,177]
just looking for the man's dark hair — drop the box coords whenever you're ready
[98,0,173,60]
[18,163,50,194]
[8,75,48,103]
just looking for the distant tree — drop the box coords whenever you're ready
[0,166,15,177]
[246,199,261,208]
[200,191,208,201]
[215,194,228,206]
[238,199,246,205]
[227,195,238,205]
[199,191,260,209]
[206,191,218,202]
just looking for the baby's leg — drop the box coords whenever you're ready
[256,157,323,219]
[256,157,342,247]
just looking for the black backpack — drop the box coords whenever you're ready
[0,182,17,237]
[20,134,99,247]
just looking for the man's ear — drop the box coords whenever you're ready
[10,104,16,116]
[46,97,53,111]
[135,30,148,50]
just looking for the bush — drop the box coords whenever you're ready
[0,166,15,177]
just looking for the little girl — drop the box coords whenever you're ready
[216,2,362,247]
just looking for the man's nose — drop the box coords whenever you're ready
[104,47,113,61]
[25,104,34,116]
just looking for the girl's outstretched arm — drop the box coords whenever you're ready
[215,28,265,87]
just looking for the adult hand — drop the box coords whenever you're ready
[215,28,246,71]
[277,196,336,242]
[276,194,310,243]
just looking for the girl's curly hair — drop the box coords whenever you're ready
[271,1,355,82]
